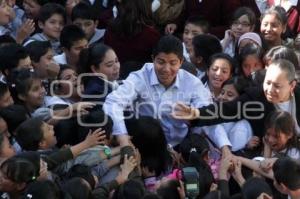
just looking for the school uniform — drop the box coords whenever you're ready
[88,28,106,45]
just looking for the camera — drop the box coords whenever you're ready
[182,167,199,199]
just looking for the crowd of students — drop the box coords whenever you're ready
[0,0,299,198]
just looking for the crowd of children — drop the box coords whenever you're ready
[0,0,299,199]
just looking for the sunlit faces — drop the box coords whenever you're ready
[183,23,204,52]
[0,1,10,25]
[207,59,232,91]
[241,55,264,77]
[64,38,88,66]
[263,64,296,104]
[153,53,183,88]
[23,0,41,19]
[40,122,57,149]
[93,49,120,81]
[260,14,286,45]
[20,79,46,110]
[265,127,292,152]
[39,14,64,40]
[73,18,98,41]
[218,84,239,102]
[231,15,254,39]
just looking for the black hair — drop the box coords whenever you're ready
[0,82,9,99]
[126,116,172,176]
[71,1,98,21]
[231,6,256,27]
[113,179,146,199]
[238,43,264,76]
[15,117,44,151]
[63,177,93,199]
[264,46,299,70]
[0,104,28,134]
[185,16,210,33]
[242,177,273,199]
[7,68,41,105]
[273,157,300,191]
[264,111,300,154]
[152,35,183,60]
[0,43,29,76]
[77,110,113,142]
[222,76,250,96]
[77,43,112,74]
[156,179,181,199]
[25,41,52,63]
[203,191,230,199]
[66,164,96,189]
[192,34,222,67]
[22,180,63,199]
[208,53,237,74]
[0,35,16,47]
[29,0,65,6]
[38,3,66,24]
[0,155,38,184]
[111,0,153,38]
[60,24,86,50]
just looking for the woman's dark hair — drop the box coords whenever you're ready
[242,177,273,199]
[0,104,28,134]
[222,76,250,96]
[7,68,40,104]
[25,41,52,63]
[126,116,172,176]
[66,164,96,189]
[264,46,299,70]
[192,34,222,67]
[208,53,237,75]
[152,35,183,61]
[0,155,39,184]
[77,43,112,74]
[15,117,44,151]
[231,6,256,26]
[63,177,93,199]
[112,179,146,199]
[265,111,300,154]
[156,179,181,199]
[22,180,63,199]
[111,0,153,38]
[238,43,264,76]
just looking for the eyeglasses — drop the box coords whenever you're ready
[232,21,251,28]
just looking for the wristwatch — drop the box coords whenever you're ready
[103,146,112,159]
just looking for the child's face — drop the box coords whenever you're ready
[231,14,253,39]
[40,122,57,149]
[0,89,13,109]
[33,48,54,78]
[23,0,40,19]
[59,68,79,97]
[265,128,293,152]
[96,49,120,81]
[260,14,285,44]
[207,58,232,90]
[183,23,204,51]
[218,84,239,102]
[64,38,88,66]
[73,18,98,40]
[242,54,264,77]
[0,135,15,159]
[22,79,46,110]
[39,14,64,40]
[0,1,11,26]
[153,52,183,88]
[17,56,33,70]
